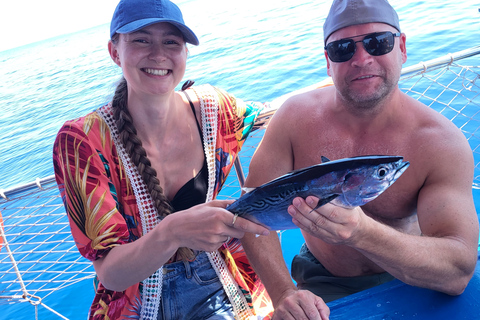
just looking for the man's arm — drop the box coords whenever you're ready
[241,99,330,319]
[289,123,479,295]
[371,129,478,293]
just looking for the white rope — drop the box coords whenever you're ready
[1,217,30,297]
[0,217,69,319]
[39,301,70,320]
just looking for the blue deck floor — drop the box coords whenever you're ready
[280,230,480,319]
[279,188,480,319]
[327,255,480,319]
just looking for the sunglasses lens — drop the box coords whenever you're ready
[364,32,395,56]
[326,39,355,62]
[326,32,398,63]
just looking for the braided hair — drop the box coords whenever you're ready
[111,77,196,261]
[112,77,173,217]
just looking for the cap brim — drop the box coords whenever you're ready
[116,18,199,45]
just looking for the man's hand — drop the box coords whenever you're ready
[288,196,367,246]
[272,289,330,320]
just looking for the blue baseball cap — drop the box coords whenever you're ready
[110,0,199,45]
[323,0,401,44]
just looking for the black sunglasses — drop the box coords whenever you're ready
[325,31,401,63]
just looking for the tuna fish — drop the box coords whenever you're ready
[227,155,409,230]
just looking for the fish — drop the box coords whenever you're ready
[226,155,410,230]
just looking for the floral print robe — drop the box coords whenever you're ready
[53,85,273,319]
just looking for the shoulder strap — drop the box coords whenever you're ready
[183,90,203,141]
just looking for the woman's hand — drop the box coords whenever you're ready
[165,200,270,252]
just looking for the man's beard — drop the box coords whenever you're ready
[339,74,398,112]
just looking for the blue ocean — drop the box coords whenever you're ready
[1,0,479,319]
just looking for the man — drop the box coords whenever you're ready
[241,0,479,319]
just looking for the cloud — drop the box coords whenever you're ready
[0,0,119,51]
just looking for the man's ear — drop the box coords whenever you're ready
[399,33,407,64]
[325,50,332,77]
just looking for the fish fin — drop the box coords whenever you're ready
[241,187,255,193]
[321,156,331,163]
[309,194,338,213]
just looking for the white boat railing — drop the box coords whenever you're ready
[400,45,480,77]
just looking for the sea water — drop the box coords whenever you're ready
[0,0,479,319]
[1,0,479,191]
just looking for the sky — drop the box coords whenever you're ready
[0,0,120,51]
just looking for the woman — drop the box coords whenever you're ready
[52,0,273,319]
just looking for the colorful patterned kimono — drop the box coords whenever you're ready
[53,85,273,319]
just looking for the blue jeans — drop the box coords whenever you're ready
[158,252,234,320]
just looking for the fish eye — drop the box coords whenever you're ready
[377,166,388,179]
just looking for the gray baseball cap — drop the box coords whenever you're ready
[323,0,401,44]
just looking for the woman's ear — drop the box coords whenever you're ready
[108,40,121,67]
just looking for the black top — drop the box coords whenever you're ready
[169,92,208,212]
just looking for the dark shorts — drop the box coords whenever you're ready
[291,244,395,303]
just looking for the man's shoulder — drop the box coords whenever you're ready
[408,97,464,139]
[277,86,333,117]
[403,97,472,169]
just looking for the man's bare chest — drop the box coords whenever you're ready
[292,140,423,227]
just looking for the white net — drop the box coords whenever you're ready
[0,181,94,319]
[1,47,480,319]
[398,52,480,186]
